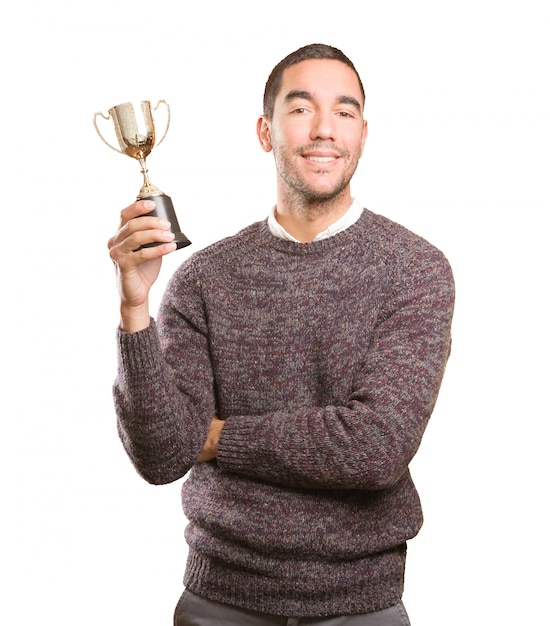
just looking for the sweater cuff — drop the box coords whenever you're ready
[217,416,261,474]
[116,318,164,382]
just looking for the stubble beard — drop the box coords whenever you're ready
[274,143,360,220]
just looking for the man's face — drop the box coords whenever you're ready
[258,59,368,204]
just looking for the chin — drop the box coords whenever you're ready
[304,183,348,202]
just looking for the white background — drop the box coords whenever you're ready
[1,1,548,624]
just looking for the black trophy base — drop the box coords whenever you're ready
[139,193,191,250]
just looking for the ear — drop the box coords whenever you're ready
[359,119,368,156]
[257,115,273,152]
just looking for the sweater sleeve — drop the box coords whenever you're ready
[216,249,455,490]
[113,266,217,485]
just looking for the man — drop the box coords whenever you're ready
[108,44,454,625]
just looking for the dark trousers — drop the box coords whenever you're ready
[174,590,411,626]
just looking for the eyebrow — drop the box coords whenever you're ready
[284,90,362,112]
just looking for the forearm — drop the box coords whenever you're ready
[217,403,419,491]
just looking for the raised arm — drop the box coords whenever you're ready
[110,202,217,484]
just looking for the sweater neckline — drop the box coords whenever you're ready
[257,207,372,255]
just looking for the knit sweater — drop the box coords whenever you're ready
[114,208,455,617]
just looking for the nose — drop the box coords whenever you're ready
[310,110,336,141]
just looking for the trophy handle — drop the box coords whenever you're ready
[153,100,170,147]
[93,110,123,154]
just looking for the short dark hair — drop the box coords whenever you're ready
[263,43,365,119]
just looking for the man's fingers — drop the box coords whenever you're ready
[110,234,175,267]
[119,199,157,226]
[109,212,173,254]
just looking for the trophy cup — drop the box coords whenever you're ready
[93,100,191,250]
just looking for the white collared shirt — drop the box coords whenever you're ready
[267,198,363,242]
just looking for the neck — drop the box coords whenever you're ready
[275,190,353,243]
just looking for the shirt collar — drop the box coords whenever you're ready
[268,199,363,242]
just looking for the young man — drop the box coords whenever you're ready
[108,44,454,625]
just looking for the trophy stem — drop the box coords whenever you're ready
[138,157,161,196]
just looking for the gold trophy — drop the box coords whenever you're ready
[93,100,191,249]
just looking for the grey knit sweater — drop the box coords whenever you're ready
[114,208,455,617]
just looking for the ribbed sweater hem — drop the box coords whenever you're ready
[183,545,406,617]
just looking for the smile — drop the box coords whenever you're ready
[304,155,338,162]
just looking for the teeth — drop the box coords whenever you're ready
[305,156,335,162]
